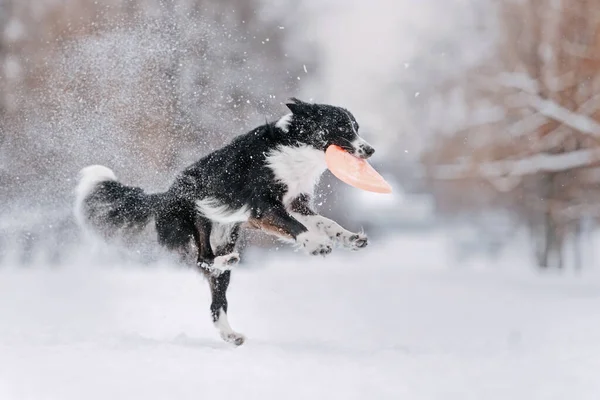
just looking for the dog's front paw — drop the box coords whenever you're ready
[297,232,333,256]
[214,252,240,267]
[337,231,368,251]
[349,233,368,250]
[199,252,240,275]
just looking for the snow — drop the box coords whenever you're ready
[2,235,600,399]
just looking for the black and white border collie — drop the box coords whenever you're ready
[74,98,375,346]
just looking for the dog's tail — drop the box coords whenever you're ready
[74,165,163,239]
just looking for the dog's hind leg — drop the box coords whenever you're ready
[193,217,232,270]
[195,219,244,345]
[195,218,240,273]
[194,216,214,266]
[201,269,245,346]
[210,223,241,271]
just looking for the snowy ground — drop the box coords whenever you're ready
[2,234,600,399]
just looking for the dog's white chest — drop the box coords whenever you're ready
[266,145,327,205]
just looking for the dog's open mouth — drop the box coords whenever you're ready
[335,144,369,160]
[339,145,356,155]
[334,140,375,160]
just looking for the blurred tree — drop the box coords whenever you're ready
[423,0,600,269]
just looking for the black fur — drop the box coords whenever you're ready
[289,193,317,216]
[84,180,162,238]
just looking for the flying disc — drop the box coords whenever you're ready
[325,145,392,193]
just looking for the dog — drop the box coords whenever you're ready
[74,98,375,345]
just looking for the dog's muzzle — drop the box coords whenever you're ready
[352,138,375,159]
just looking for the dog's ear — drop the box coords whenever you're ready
[285,97,313,116]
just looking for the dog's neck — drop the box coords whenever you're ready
[266,143,326,206]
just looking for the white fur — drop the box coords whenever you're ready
[293,213,367,250]
[275,113,293,132]
[74,165,117,227]
[210,223,237,250]
[195,198,250,224]
[352,137,371,153]
[198,253,240,276]
[266,145,327,206]
[214,252,240,267]
[293,213,345,238]
[215,308,234,335]
[214,308,245,345]
[296,230,332,255]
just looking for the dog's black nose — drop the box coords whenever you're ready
[362,146,375,158]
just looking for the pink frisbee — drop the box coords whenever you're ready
[325,145,392,194]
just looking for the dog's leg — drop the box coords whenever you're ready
[194,216,216,268]
[289,194,368,251]
[200,269,245,346]
[195,219,243,345]
[194,217,240,272]
[210,223,241,271]
[249,202,333,256]
[296,214,368,250]
[213,229,245,346]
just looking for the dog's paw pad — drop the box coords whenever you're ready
[304,240,333,257]
[310,244,332,256]
[221,332,246,346]
[297,232,333,257]
[349,233,368,250]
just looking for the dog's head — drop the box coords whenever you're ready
[280,98,375,159]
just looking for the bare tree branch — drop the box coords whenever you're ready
[432,148,600,180]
